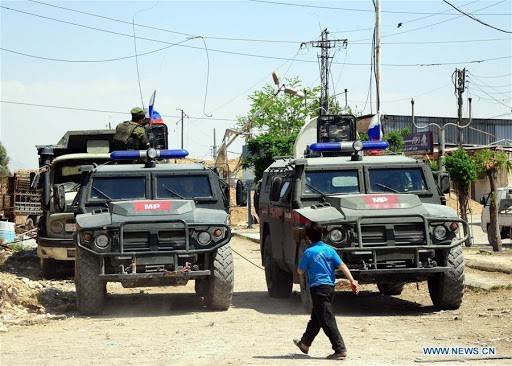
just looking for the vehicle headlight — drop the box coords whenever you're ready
[197,231,212,245]
[433,225,447,240]
[329,228,345,243]
[50,220,64,233]
[94,234,110,249]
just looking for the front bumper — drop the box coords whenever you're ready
[37,236,75,260]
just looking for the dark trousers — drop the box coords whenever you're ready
[301,285,346,354]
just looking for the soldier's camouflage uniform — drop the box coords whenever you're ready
[113,121,149,150]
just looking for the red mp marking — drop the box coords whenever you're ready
[363,195,399,209]
[134,201,172,211]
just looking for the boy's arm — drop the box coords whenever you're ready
[338,262,360,295]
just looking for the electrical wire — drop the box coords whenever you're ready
[132,1,160,109]
[2,6,510,66]
[2,46,510,68]
[196,36,213,118]
[248,0,509,15]
[442,0,512,34]
[364,1,508,41]
[0,100,238,121]
[470,72,512,79]
[468,84,511,108]
[468,73,512,94]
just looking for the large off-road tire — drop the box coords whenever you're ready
[428,245,465,310]
[75,247,106,315]
[263,235,293,298]
[377,282,405,296]
[204,244,234,310]
[298,242,313,313]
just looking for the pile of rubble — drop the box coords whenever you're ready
[0,246,76,331]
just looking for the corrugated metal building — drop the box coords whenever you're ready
[382,115,512,147]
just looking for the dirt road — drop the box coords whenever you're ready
[1,236,512,366]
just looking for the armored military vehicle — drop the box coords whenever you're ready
[35,130,115,278]
[35,125,169,279]
[256,115,468,311]
[73,148,233,315]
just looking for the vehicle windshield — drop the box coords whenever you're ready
[156,175,213,199]
[369,168,427,193]
[89,177,146,200]
[304,170,359,195]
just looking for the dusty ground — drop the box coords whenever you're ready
[1,236,512,366]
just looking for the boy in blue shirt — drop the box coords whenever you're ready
[294,221,360,360]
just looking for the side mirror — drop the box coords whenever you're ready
[439,173,450,194]
[479,197,485,205]
[53,184,67,213]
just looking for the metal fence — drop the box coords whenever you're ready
[382,115,512,147]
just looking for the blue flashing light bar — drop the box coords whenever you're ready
[361,141,389,150]
[309,141,388,153]
[111,149,189,160]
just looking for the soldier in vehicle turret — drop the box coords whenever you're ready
[113,107,149,150]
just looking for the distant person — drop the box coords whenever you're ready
[113,107,149,150]
[293,221,360,360]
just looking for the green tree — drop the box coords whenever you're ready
[0,141,10,176]
[383,127,410,153]
[473,148,512,251]
[241,78,320,181]
[444,149,477,246]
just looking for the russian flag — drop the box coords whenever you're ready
[367,114,383,141]
[146,90,156,122]
[152,110,164,124]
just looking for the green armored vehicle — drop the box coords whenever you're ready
[73,149,233,315]
[256,115,468,311]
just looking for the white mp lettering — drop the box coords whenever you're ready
[144,203,161,210]
[372,197,388,203]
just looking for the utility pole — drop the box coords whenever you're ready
[176,108,188,149]
[344,88,348,111]
[303,29,347,115]
[212,128,217,160]
[375,0,381,114]
[454,68,466,148]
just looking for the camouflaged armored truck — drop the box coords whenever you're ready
[256,115,469,311]
[73,149,233,315]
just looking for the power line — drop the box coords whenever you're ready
[442,0,512,34]
[2,46,509,68]
[248,0,510,15]
[27,0,298,44]
[470,72,512,79]
[362,1,509,42]
[8,3,509,47]
[0,100,238,121]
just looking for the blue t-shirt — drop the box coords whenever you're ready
[298,241,342,288]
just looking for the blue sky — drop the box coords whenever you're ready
[1,0,511,171]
